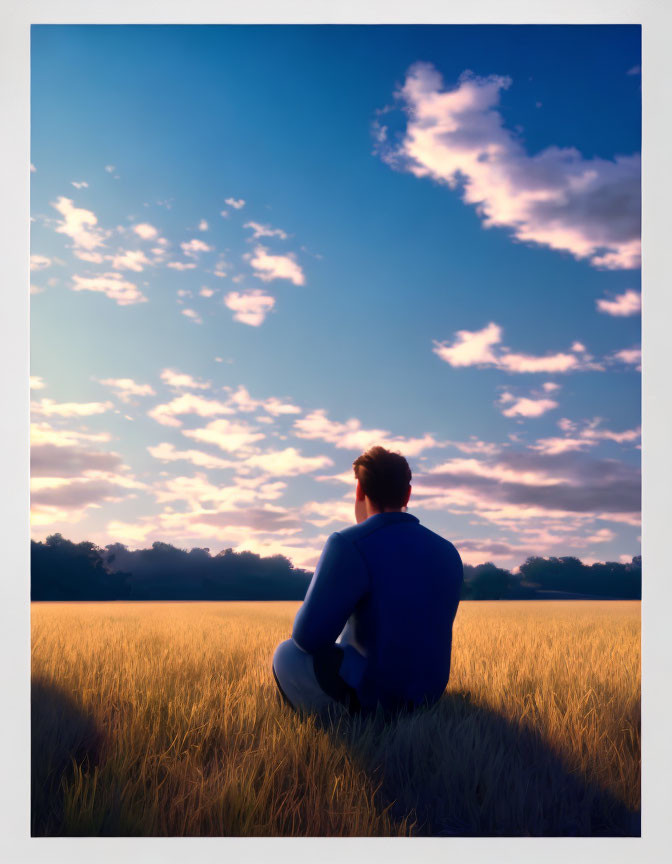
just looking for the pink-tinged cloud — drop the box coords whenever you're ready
[160,368,211,390]
[181,238,213,258]
[596,289,641,317]
[497,392,558,418]
[167,261,197,271]
[31,398,114,418]
[224,289,276,326]
[611,347,641,370]
[224,197,246,210]
[30,254,52,271]
[98,377,156,403]
[109,249,152,272]
[132,222,159,240]
[222,384,301,417]
[377,63,640,270]
[148,393,235,427]
[248,245,305,285]
[237,447,334,477]
[183,418,266,452]
[243,221,289,240]
[433,322,598,373]
[51,196,109,251]
[412,449,640,526]
[71,272,147,305]
[181,308,203,324]
[30,425,146,528]
[293,409,442,456]
[147,441,237,470]
[529,417,641,455]
[31,422,112,447]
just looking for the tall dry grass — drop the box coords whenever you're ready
[31,600,640,836]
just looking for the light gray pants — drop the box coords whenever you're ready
[272,620,367,714]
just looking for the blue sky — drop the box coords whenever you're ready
[29,25,641,569]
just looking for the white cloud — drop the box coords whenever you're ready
[167,261,197,271]
[30,254,52,271]
[199,286,215,298]
[71,181,89,189]
[198,219,209,231]
[30,284,44,295]
[432,322,501,367]
[160,368,211,391]
[183,418,266,452]
[148,441,236,470]
[110,249,152,272]
[237,447,333,477]
[243,221,289,240]
[224,289,275,326]
[31,421,111,447]
[133,222,159,240]
[543,382,561,392]
[74,251,105,264]
[222,385,301,417]
[433,322,596,373]
[30,376,46,390]
[30,163,36,173]
[294,409,441,456]
[181,238,213,258]
[148,393,234,427]
[248,245,305,285]
[104,165,116,173]
[51,196,109,251]
[261,396,302,416]
[612,347,641,369]
[224,197,246,210]
[98,377,156,402]
[529,417,641,454]
[377,63,640,270]
[497,392,558,418]
[71,272,147,306]
[182,308,203,324]
[31,398,114,417]
[596,289,641,317]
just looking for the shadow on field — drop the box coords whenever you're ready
[315,690,641,837]
[31,678,105,836]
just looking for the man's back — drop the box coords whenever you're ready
[292,511,463,712]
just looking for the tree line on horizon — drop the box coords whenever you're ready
[30,534,642,602]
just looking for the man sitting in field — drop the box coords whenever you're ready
[272,445,464,717]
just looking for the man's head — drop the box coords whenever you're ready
[352,445,412,522]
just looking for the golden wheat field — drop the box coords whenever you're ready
[30,600,640,837]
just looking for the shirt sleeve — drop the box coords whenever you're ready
[291,531,369,653]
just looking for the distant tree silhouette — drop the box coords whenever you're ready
[462,563,512,600]
[31,534,132,600]
[31,534,641,601]
[31,535,312,601]
[519,555,641,599]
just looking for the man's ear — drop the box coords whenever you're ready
[355,479,365,501]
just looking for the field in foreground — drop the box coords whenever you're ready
[31,600,640,836]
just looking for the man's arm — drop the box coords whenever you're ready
[292,531,369,653]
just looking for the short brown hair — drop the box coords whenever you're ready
[352,445,412,511]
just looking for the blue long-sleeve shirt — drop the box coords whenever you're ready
[292,511,463,711]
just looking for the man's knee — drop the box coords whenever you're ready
[271,638,338,715]
[272,638,302,677]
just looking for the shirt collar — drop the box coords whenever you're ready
[366,511,419,525]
